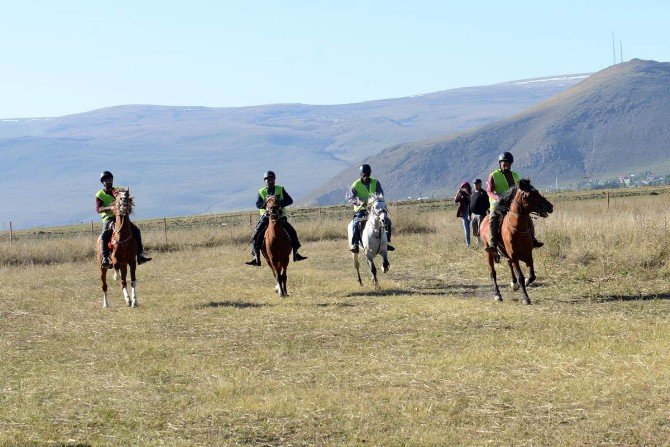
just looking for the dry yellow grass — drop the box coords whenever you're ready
[2,190,670,446]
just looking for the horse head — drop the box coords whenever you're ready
[265,195,282,220]
[515,179,553,218]
[114,189,134,217]
[367,194,389,228]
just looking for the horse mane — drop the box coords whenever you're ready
[518,178,533,192]
[368,193,384,204]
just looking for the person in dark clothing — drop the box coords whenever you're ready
[469,178,490,238]
[245,170,307,266]
[454,181,472,247]
[96,171,151,268]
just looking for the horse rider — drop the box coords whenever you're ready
[346,164,395,253]
[485,152,543,252]
[96,171,152,268]
[469,178,490,238]
[245,170,307,266]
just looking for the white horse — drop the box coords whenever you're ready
[348,194,390,288]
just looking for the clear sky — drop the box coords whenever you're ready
[1,0,668,118]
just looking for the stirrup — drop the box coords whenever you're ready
[101,257,112,269]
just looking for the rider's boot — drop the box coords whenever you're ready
[245,240,262,266]
[101,232,112,269]
[137,253,152,265]
[530,219,544,248]
[387,244,395,251]
[486,212,500,253]
[293,249,307,262]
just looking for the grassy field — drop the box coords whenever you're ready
[2,189,670,446]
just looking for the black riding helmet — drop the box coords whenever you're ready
[100,171,113,183]
[264,170,276,180]
[360,164,372,175]
[498,152,514,163]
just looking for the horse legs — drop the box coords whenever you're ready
[508,260,520,291]
[130,262,138,308]
[119,265,130,306]
[353,252,363,286]
[366,253,379,289]
[512,259,531,305]
[279,266,288,297]
[525,257,536,287]
[488,251,502,301]
[381,250,390,273]
[100,267,109,308]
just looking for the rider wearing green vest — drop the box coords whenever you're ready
[485,152,543,252]
[95,171,151,268]
[346,164,394,253]
[245,170,307,266]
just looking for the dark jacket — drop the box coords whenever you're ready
[469,189,490,217]
[454,190,471,218]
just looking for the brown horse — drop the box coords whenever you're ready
[96,189,139,308]
[261,195,291,297]
[479,179,553,304]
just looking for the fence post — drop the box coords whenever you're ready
[606,191,610,211]
[90,221,94,237]
[249,213,253,227]
[9,221,12,246]
[163,217,168,244]
[319,208,322,222]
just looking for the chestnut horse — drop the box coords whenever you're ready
[96,189,139,308]
[261,195,291,297]
[479,179,553,304]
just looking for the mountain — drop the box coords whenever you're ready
[308,59,670,204]
[0,74,588,228]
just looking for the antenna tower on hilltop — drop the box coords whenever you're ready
[612,32,616,65]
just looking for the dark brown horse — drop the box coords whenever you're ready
[96,189,139,308]
[479,179,553,304]
[261,195,291,297]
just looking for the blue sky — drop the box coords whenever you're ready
[1,0,669,118]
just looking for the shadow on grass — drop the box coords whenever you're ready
[345,284,491,298]
[592,292,670,303]
[315,302,358,308]
[200,300,270,309]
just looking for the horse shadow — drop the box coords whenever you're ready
[591,292,670,303]
[200,300,270,309]
[345,284,490,298]
[315,302,359,308]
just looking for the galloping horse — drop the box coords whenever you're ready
[96,189,139,308]
[261,195,291,297]
[348,194,391,288]
[479,179,553,304]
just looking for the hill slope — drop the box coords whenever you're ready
[0,75,587,228]
[309,59,670,203]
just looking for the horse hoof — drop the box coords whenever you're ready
[494,295,503,302]
[511,282,520,291]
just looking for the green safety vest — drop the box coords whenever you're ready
[489,169,520,210]
[259,185,285,217]
[352,178,378,212]
[96,188,116,222]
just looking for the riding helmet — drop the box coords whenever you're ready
[100,171,113,182]
[498,152,514,163]
[473,178,482,184]
[360,164,372,175]
[264,170,276,179]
